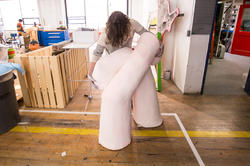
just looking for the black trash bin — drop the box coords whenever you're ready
[0,71,20,134]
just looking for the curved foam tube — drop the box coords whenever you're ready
[92,32,163,150]
[132,68,162,127]
[92,47,133,90]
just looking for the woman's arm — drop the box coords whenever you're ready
[131,19,148,35]
[89,44,105,76]
[88,62,96,76]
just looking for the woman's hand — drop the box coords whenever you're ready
[152,43,164,65]
[156,43,164,57]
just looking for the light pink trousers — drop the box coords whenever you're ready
[92,32,162,150]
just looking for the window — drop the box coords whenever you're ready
[108,0,127,16]
[66,0,86,29]
[240,8,250,32]
[0,0,39,30]
[66,0,127,30]
[0,9,3,27]
[85,0,108,29]
[19,0,40,27]
[0,0,22,30]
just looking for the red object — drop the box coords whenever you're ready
[210,22,216,61]
[29,43,40,51]
[231,4,250,57]
[8,51,15,55]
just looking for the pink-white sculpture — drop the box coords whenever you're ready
[157,0,180,34]
[92,32,162,150]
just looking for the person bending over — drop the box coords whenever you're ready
[88,11,148,76]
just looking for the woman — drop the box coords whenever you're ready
[88,11,148,76]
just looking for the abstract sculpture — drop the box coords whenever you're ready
[92,0,180,150]
[92,32,162,150]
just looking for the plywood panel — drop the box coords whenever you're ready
[14,56,32,107]
[21,56,37,107]
[43,57,57,108]
[59,53,69,103]
[50,56,66,108]
[29,56,43,108]
[36,56,50,108]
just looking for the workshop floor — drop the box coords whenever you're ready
[204,53,250,95]
[0,80,250,166]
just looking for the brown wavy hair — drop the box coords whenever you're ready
[105,11,131,47]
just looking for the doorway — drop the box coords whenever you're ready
[203,0,250,95]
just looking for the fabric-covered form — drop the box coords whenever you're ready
[92,32,162,150]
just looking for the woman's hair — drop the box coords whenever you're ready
[105,11,131,47]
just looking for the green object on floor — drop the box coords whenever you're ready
[157,32,162,92]
[157,61,162,92]
[157,32,161,41]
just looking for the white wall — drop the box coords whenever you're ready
[162,0,177,74]
[131,0,144,25]
[38,0,66,29]
[130,0,157,27]
[163,0,212,94]
[129,0,213,94]
[163,0,196,92]
[184,35,210,93]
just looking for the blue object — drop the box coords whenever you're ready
[10,33,17,40]
[0,63,25,76]
[38,30,69,46]
[221,29,234,33]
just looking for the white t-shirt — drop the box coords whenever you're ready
[90,19,147,62]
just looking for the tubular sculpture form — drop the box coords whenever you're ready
[92,32,162,150]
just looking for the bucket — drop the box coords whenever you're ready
[8,48,16,59]
[0,71,20,134]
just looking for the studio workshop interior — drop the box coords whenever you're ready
[0,0,250,165]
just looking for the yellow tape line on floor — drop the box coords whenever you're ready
[10,126,250,138]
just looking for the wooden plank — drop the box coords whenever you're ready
[68,50,74,97]
[21,56,37,107]
[43,57,57,108]
[29,56,44,108]
[76,49,80,89]
[76,49,80,88]
[82,48,86,79]
[45,48,50,57]
[36,56,50,108]
[70,50,75,95]
[20,46,52,57]
[14,56,32,107]
[74,49,79,93]
[71,49,76,93]
[59,53,69,103]
[48,46,52,56]
[63,50,72,98]
[50,56,65,108]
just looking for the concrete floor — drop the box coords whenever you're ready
[1,79,250,166]
[204,53,250,95]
